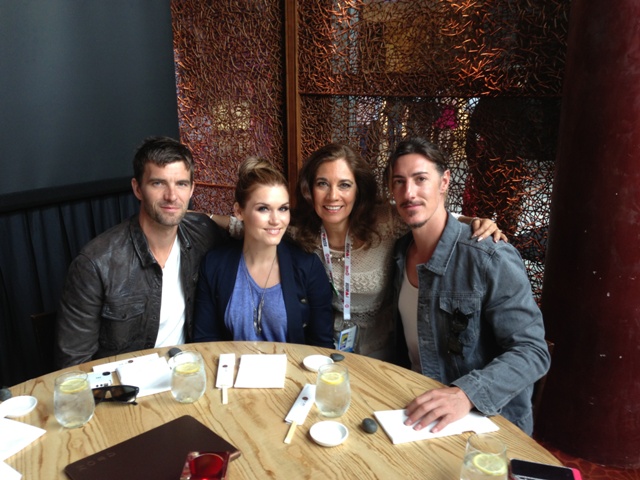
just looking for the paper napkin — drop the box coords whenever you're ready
[373,410,499,445]
[0,418,45,461]
[92,353,160,373]
[116,356,171,397]
[233,354,287,388]
[0,460,21,480]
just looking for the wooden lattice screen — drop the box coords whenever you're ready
[171,0,570,299]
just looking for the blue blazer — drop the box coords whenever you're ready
[193,239,334,347]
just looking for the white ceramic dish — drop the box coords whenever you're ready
[309,421,349,447]
[0,395,38,418]
[302,355,333,372]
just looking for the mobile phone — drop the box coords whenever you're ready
[510,459,580,480]
[88,371,113,388]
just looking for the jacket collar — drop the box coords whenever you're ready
[394,211,462,276]
[129,214,191,267]
[425,212,462,276]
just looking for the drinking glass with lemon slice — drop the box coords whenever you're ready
[460,433,509,480]
[54,371,95,428]
[315,363,350,417]
[170,351,207,403]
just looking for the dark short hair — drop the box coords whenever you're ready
[235,156,287,208]
[292,143,379,252]
[385,137,449,189]
[133,136,194,184]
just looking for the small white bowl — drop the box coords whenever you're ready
[310,421,349,447]
[0,395,38,418]
[303,355,333,372]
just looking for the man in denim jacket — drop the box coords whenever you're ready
[388,138,550,435]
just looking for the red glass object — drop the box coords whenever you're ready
[180,451,230,480]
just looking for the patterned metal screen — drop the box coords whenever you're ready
[172,0,570,298]
[171,0,285,215]
[297,0,568,298]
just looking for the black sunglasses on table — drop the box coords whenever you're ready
[92,385,139,405]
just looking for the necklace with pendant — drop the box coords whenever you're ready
[243,254,277,335]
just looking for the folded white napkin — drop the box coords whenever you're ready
[116,356,171,397]
[373,410,499,445]
[0,418,45,461]
[233,354,287,388]
[0,460,21,480]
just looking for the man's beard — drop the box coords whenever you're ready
[400,201,429,230]
[145,202,186,227]
[400,203,428,230]
[408,220,428,229]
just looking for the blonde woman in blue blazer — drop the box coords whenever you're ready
[193,157,333,347]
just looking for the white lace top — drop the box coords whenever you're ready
[311,204,407,359]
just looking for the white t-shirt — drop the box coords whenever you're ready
[398,212,464,370]
[155,236,186,347]
[398,264,421,372]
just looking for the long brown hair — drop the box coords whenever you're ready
[292,143,380,252]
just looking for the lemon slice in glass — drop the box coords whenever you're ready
[472,453,508,476]
[175,362,200,375]
[59,377,89,394]
[320,371,344,386]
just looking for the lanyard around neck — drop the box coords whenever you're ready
[320,226,351,321]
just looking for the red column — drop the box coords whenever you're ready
[537,0,640,468]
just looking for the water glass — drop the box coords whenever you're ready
[170,351,207,403]
[460,433,508,480]
[315,363,351,417]
[54,371,95,428]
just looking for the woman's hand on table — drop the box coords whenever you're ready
[403,386,473,433]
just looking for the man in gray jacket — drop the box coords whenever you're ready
[56,137,227,368]
[388,137,550,435]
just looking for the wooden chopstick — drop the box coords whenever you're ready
[221,386,229,405]
[283,421,298,444]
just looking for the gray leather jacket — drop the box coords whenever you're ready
[392,213,550,434]
[56,213,227,368]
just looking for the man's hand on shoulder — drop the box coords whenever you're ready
[404,386,473,433]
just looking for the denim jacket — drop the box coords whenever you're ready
[56,213,227,368]
[392,213,550,434]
